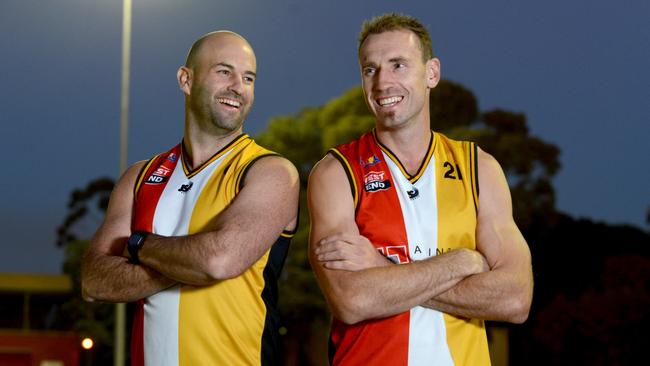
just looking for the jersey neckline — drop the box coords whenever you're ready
[180,133,249,179]
[372,129,436,184]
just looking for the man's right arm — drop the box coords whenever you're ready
[81,162,175,303]
[308,155,487,324]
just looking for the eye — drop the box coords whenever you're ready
[243,76,255,84]
[217,69,230,76]
[394,63,406,70]
[363,67,376,76]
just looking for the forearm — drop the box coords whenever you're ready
[82,251,175,303]
[422,267,532,323]
[138,228,261,285]
[321,248,486,323]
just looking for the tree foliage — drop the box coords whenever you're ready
[56,178,116,364]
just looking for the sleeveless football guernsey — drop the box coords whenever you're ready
[328,130,490,366]
[129,134,293,366]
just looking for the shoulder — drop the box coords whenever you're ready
[476,147,512,216]
[477,147,503,182]
[241,155,299,188]
[309,153,348,186]
[117,160,149,188]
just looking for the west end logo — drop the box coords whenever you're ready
[145,166,172,185]
[364,171,391,192]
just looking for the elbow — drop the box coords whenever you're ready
[204,253,246,281]
[80,277,99,303]
[329,289,375,325]
[506,299,530,324]
[506,286,533,324]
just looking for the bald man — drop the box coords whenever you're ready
[82,31,299,366]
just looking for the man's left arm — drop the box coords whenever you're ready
[137,156,299,286]
[422,149,533,323]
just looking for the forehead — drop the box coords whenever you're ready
[359,30,422,63]
[197,35,257,71]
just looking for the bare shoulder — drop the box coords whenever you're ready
[309,153,348,188]
[476,147,512,216]
[241,155,299,187]
[477,147,504,181]
[108,160,149,203]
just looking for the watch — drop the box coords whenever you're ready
[127,231,150,264]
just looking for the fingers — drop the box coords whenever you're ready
[323,260,361,271]
[314,239,350,256]
[319,233,369,246]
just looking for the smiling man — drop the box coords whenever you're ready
[308,14,533,365]
[81,31,299,366]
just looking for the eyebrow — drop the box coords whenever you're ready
[388,57,408,64]
[215,62,257,78]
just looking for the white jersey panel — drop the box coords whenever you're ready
[143,150,232,366]
[382,152,454,366]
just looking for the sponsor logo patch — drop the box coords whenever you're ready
[145,166,172,185]
[360,154,382,168]
[377,245,410,264]
[364,171,391,192]
[167,153,178,162]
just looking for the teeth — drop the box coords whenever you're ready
[217,98,241,107]
[378,96,403,106]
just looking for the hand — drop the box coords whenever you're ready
[314,234,391,271]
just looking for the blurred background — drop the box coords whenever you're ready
[1,0,648,365]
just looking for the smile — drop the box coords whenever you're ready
[376,96,403,107]
[217,98,241,108]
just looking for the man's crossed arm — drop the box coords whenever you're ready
[308,149,533,324]
[82,156,299,303]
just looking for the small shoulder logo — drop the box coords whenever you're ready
[167,153,178,162]
[178,181,193,193]
[364,171,391,192]
[360,154,382,168]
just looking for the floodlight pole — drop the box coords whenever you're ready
[116,0,132,365]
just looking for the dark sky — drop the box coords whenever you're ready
[1,0,648,274]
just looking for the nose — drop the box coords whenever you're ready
[227,74,243,95]
[373,68,393,93]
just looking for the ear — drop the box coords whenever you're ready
[177,66,192,95]
[425,58,441,89]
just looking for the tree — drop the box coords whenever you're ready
[56,177,116,365]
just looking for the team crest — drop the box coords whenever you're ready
[360,154,382,168]
[364,171,391,192]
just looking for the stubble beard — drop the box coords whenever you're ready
[193,90,252,134]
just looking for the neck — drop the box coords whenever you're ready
[183,112,243,170]
[375,118,431,175]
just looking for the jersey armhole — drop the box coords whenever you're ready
[469,142,479,214]
[234,153,281,195]
[327,148,359,210]
[133,155,159,198]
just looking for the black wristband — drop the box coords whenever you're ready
[127,231,149,264]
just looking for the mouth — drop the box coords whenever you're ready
[216,97,242,109]
[376,96,404,108]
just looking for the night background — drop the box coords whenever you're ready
[1,0,648,365]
